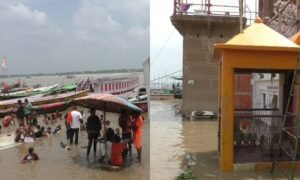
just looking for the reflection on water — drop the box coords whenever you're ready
[150,100,297,180]
[0,109,149,180]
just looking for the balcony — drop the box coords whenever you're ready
[173,0,257,24]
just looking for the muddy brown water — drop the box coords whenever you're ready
[150,100,298,180]
[0,108,149,180]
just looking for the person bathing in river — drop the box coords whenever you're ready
[67,106,83,145]
[31,110,38,126]
[43,114,49,125]
[115,128,121,139]
[2,113,16,127]
[16,99,25,126]
[24,99,33,126]
[132,112,144,162]
[100,121,114,162]
[118,109,133,156]
[34,126,45,138]
[64,114,71,140]
[15,125,26,142]
[21,147,39,164]
[111,136,128,166]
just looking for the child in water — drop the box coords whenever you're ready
[21,147,39,164]
[43,114,49,125]
[31,111,38,126]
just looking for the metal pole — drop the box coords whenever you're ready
[103,107,108,164]
[239,0,243,33]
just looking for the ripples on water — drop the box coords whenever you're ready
[150,100,185,180]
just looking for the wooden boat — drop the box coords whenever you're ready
[1,81,21,93]
[33,101,70,114]
[0,90,89,110]
[66,75,75,79]
[128,94,148,112]
[43,83,77,95]
[0,101,70,118]
[0,84,77,100]
[0,84,59,100]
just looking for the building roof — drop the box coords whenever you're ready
[290,31,300,45]
[214,18,300,52]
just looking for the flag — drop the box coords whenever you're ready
[2,57,7,70]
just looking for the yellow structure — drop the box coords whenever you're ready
[213,19,300,171]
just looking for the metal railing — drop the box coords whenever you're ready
[173,0,258,25]
[150,70,182,93]
[234,108,299,163]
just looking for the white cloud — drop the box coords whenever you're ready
[0,0,149,74]
[128,25,148,38]
[73,2,121,42]
[9,3,47,25]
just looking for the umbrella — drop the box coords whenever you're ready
[72,93,142,113]
[71,93,143,165]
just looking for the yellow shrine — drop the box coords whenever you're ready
[213,18,300,171]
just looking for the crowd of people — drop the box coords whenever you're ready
[0,99,144,167]
[66,106,144,166]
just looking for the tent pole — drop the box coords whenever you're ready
[104,106,108,164]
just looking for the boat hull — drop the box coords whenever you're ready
[33,101,70,114]
[0,90,89,110]
[0,101,71,118]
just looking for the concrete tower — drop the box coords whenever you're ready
[171,1,244,115]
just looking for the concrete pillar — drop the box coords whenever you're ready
[171,15,243,115]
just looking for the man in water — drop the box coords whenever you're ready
[86,108,101,157]
[111,136,128,166]
[132,112,144,162]
[21,147,39,164]
[2,113,16,127]
[16,99,25,126]
[67,106,83,145]
[118,109,133,156]
[24,99,33,125]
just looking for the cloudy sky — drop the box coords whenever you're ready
[0,0,149,74]
[150,0,182,80]
[150,0,258,80]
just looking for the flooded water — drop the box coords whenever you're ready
[0,72,149,180]
[150,100,299,180]
[0,109,149,180]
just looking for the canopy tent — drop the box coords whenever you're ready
[72,93,143,166]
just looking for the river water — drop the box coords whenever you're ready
[1,74,299,179]
[0,72,150,180]
[150,100,298,180]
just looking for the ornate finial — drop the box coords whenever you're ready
[254,17,263,23]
